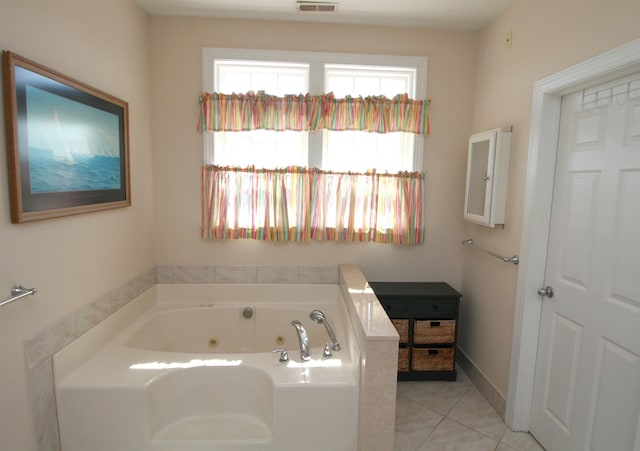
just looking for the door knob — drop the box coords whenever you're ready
[537,286,554,298]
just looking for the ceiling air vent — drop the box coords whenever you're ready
[296,1,338,13]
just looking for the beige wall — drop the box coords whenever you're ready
[0,1,154,449]
[4,0,637,446]
[459,0,640,396]
[149,16,477,284]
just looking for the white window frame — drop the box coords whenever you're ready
[202,47,428,171]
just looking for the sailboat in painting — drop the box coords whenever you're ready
[52,109,77,165]
[26,85,122,193]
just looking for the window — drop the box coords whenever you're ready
[212,60,309,168]
[203,48,427,172]
[323,64,416,172]
[200,49,428,244]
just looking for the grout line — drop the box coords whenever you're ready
[446,392,509,445]
[444,389,505,443]
[416,413,446,451]
[445,377,475,417]
[496,425,509,446]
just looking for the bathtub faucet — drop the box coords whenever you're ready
[290,320,311,361]
[309,310,341,352]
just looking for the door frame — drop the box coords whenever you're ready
[505,37,640,431]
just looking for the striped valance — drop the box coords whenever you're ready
[198,91,430,135]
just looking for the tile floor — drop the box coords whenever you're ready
[395,368,545,450]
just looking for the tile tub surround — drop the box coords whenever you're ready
[340,264,400,451]
[24,264,387,450]
[25,267,157,451]
[155,264,339,284]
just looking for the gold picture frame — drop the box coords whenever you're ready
[2,51,130,223]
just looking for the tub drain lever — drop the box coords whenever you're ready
[272,348,289,363]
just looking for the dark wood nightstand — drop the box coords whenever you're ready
[369,282,462,381]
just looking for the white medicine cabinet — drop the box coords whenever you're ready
[463,128,511,227]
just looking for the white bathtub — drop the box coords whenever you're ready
[126,304,344,355]
[54,284,360,451]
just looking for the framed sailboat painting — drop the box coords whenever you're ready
[2,51,130,223]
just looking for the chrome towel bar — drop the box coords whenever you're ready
[461,238,519,265]
[1,284,37,307]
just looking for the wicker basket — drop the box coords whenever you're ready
[411,348,454,371]
[392,319,409,343]
[397,348,409,372]
[413,320,456,344]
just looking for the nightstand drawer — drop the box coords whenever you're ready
[380,299,409,317]
[392,319,409,343]
[412,348,455,371]
[413,320,456,344]
[410,299,457,319]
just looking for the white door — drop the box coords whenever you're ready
[530,74,640,451]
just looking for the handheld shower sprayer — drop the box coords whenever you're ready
[309,309,341,352]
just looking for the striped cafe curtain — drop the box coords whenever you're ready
[202,166,425,244]
[198,91,428,244]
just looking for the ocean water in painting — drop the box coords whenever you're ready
[29,148,121,192]
[25,84,121,193]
